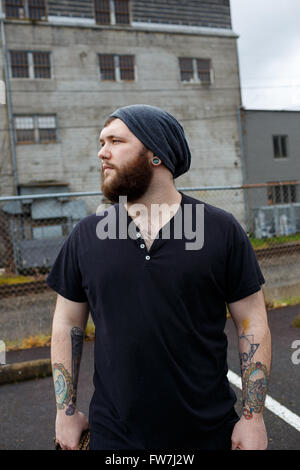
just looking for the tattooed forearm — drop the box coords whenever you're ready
[53,326,84,416]
[239,333,269,420]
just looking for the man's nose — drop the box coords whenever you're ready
[98,145,111,160]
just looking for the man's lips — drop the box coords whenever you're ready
[102,165,115,175]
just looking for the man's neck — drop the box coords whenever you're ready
[125,182,182,244]
[125,179,181,214]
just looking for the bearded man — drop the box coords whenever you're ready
[47,105,271,451]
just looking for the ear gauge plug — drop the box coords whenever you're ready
[152,157,161,165]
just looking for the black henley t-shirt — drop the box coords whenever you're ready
[46,191,265,449]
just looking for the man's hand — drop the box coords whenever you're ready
[55,410,89,450]
[231,416,268,450]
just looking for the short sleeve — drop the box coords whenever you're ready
[225,215,265,303]
[46,225,88,303]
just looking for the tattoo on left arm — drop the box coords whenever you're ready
[239,333,269,420]
[53,326,84,416]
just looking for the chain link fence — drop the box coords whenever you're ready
[1,183,300,346]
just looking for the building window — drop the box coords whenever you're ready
[28,0,47,20]
[196,59,211,83]
[179,58,193,82]
[99,54,135,81]
[267,183,297,205]
[14,115,57,144]
[33,51,51,78]
[179,57,212,84]
[5,0,24,19]
[273,135,288,158]
[94,0,130,25]
[94,0,110,24]
[5,0,47,20]
[10,51,51,79]
[15,116,35,143]
[38,116,57,142]
[119,55,134,80]
[114,0,130,24]
[10,51,29,78]
[99,54,115,80]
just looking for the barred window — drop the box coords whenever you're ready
[5,0,24,19]
[268,183,297,205]
[10,51,29,78]
[28,0,46,20]
[33,52,51,78]
[99,54,115,80]
[5,0,46,19]
[179,57,212,84]
[38,116,56,142]
[273,135,288,158]
[15,116,35,143]
[95,0,130,25]
[119,55,134,80]
[10,51,51,79]
[14,115,57,144]
[197,59,211,83]
[179,58,193,82]
[99,54,135,81]
[94,0,110,24]
[114,0,130,24]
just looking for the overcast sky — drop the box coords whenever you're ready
[230,0,300,110]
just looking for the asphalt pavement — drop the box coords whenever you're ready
[1,304,299,450]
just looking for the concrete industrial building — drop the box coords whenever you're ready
[0,0,243,198]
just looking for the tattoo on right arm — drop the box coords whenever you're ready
[239,333,269,420]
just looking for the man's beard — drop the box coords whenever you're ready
[101,148,153,203]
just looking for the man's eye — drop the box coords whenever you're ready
[112,140,121,143]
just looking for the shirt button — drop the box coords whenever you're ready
[145,255,150,260]
[136,233,141,238]
[140,244,145,249]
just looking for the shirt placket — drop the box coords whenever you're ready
[135,230,153,266]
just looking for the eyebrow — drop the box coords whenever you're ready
[99,134,125,143]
